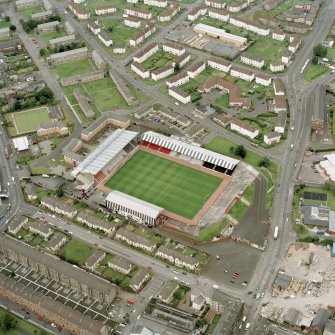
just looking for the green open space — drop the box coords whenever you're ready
[208,314,221,333]
[170,285,190,308]
[304,63,330,82]
[101,267,130,288]
[229,199,249,221]
[53,58,96,77]
[99,18,141,46]
[0,21,10,29]
[243,182,255,203]
[105,150,222,219]
[142,49,175,71]
[215,94,229,108]
[0,307,51,335]
[197,219,228,243]
[59,240,94,265]
[11,107,51,134]
[18,5,45,17]
[40,31,66,41]
[327,48,335,59]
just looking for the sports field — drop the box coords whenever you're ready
[12,107,51,134]
[105,151,222,219]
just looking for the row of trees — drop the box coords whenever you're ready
[21,14,61,33]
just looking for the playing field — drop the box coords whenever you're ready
[12,107,51,134]
[105,151,222,219]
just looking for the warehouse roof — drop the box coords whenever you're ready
[142,131,239,170]
[106,190,163,219]
[72,129,138,176]
[13,136,29,151]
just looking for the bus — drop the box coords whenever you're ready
[274,226,279,240]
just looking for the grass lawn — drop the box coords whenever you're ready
[293,223,309,238]
[0,307,50,335]
[229,200,248,221]
[59,240,93,265]
[304,63,330,82]
[142,50,175,71]
[197,220,228,242]
[243,182,255,203]
[18,5,45,17]
[105,150,222,219]
[170,285,190,307]
[0,20,10,29]
[208,314,221,333]
[102,268,129,288]
[99,18,141,46]
[12,107,51,134]
[215,94,229,108]
[327,48,335,59]
[40,31,65,41]
[53,58,96,78]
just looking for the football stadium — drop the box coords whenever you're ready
[72,129,239,228]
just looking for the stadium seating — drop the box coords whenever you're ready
[94,171,106,185]
[159,147,171,155]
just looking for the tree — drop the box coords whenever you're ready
[107,26,113,32]
[56,188,64,197]
[259,157,270,168]
[14,100,21,111]
[39,48,46,56]
[234,145,247,158]
[0,313,15,332]
[174,63,180,71]
[311,56,318,65]
[9,25,16,31]
[58,45,65,52]
[313,44,327,58]
[5,16,10,22]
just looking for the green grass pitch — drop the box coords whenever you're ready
[105,151,222,219]
[13,107,51,134]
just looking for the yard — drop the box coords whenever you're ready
[18,5,45,17]
[40,31,66,41]
[10,107,51,135]
[304,63,330,82]
[105,150,222,219]
[142,50,175,71]
[0,20,10,29]
[59,240,94,265]
[52,58,96,78]
[101,268,130,288]
[170,285,190,307]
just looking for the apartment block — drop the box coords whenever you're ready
[168,87,191,104]
[230,119,259,139]
[230,65,255,81]
[240,54,264,68]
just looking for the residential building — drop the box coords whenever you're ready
[229,16,269,36]
[36,20,59,35]
[174,52,191,68]
[188,6,207,21]
[264,131,281,145]
[166,72,189,87]
[259,15,278,27]
[24,183,37,201]
[168,87,191,104]
[108,256,134,275]
[240,54,264,68]
[156,245,199,270]
[47,47,88,65]
[230,119,259,139]
[134,105,153,119]
[129,269,150,292]
[157,280,179,304]
[48,35,76,50]
[227,1,248,12]
[275,110,287,134]
[61,70,104,87]
[80,111,130,142]
[273,78,285,95]
[29,221,53,239]
[284,22,309,34]
[133,43,158,63]
[15,0,41,10]
[187,61,206,78]
[77,211,116,234]
[156,106,191,127]
[205,0,226,9]
[74,87,95,118]
[62,139,84,167]
[88,20,100,35]
[131,61,150,78]
[213,114,231,127]
[124,16,141,28]
[230,65,255,81]
[193,23,247,47]
[124,7,152,19]
[208,8,229,21]
[84,250,106,270]
[144,0,167,7]
[310,308,331,335]
[272,28,285,41]
[92,49,106,71]
[98,31,113,47]
[264,0,279,10]
[255,73,271,86]
[0,28,10,40]
[270,61,285,73]
[115,228,156,252]
[68,3,90,19]
[273,95,287,112]
[65,21,76,35]
[281,51,291,65]
[95,5,116,15]
[1,235,116,305]
[113,45,126,54]
[157,3,180,22]
[37,121,69,137]
[46,232,67,252]
[162,42,185,56]
[7,216,28,235]
[129,23,156,47]
[151,64,174,81]
[127,0,138,3]
[40,196,77,218]
[288,35,301,53]
[208,57,231,72]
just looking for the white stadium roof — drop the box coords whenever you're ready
[106,191,163,219]
[320,153,335,181]
[72,129,137,177]
[142,131,239,170]
[13,136,29,151]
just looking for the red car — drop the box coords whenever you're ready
[146,266,152,270]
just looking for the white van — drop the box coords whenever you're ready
[242,316,247,322]
[245,323,250,331]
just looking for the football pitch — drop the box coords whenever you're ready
[105,151,222,219]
